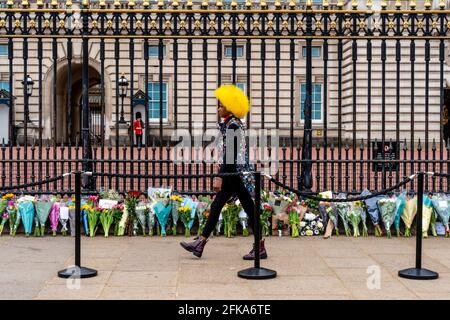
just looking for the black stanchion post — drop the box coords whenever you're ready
[398,172,438,280]
[238,172,277,280]
[58,172,98,279]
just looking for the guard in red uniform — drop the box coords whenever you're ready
[133,112,144,148]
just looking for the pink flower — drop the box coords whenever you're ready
[2,212,8,219]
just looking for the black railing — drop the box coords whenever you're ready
[0,2,449,195]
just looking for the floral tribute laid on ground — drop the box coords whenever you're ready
[0,188,449,239]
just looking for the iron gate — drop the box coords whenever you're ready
[0,0,450,195]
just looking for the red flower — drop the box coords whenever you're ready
[263,203,273,211]
[127,191,141,199]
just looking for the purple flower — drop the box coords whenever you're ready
[2,212,8,219]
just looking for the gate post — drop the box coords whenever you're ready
[301,1,313,191]
[82,1,94,189]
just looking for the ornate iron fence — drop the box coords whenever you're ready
[0,0,450,194]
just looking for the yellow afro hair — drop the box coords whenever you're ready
[214,84,250,119]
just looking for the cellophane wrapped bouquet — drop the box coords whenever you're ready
[179,205,193,237]
[347,201,364,237]
[34,195,54,237]
[222,200,240,238]
[18,196,36,237]
[361,189,384,237]
[150,190,172,237]
[377,196,397,238]
[431,193,450,237]
[170,194,183,235]
[197,196,212,237]
[0,194,12,236]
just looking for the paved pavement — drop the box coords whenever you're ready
[1,235,450,300]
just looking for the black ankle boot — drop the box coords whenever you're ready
[180,238,208,258]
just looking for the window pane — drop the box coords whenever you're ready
[148,82,168,120]
[0,81,9,91]
[300,83,322,121]
[302,46,321,58]
[0,44,7,56]
[149,45,165,57]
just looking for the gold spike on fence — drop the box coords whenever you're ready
[366,0,372,8]
[424,0,432,8]
[410,0,416,8]
[439,1,446,9]
[323,0,329,8]
[21,0,29,7]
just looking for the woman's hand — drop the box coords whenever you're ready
[213,177,222,191]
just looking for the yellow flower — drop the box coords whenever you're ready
[68,206,75,209]
[2,193,14,200]
[171,195,183,202]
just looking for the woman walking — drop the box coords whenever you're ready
[180,84,267,260]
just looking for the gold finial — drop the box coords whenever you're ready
[366,0,372,8]
[114,0,121,7]
[202,0,208,7]
[409,0,416,8]
[99,0,106,7]
[186,0,193,7]
[216,0,223,7]
[380,1,387,9]
[275,0,282,8]
[143,1,150,7]
[424,0,432,8]
[6,0,13,7]
[337,0,344,8]
[82,0,89,7]
[37,0,44,7]
[157,0,164,7]
[128,0,135,7]
[171,0,179,7]
[246,0,252,8]
[51,0,58,7]
[230,0,237,7]
[21,0,29,7]
[305,0,311,6]
[395,0,401,8]
[260,0,267,8]
[439,0,446,9]
[351,0,358,8]
[66,0,73,7]
[322,0,329,8]
[289,0,296,8]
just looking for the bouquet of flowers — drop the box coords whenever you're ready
[34,196,54,236]
[261,203,274,237]
[7,201,18,236]
[153,201,172,237]
[238,209,249,237]
[80,205,90,236]
[402,195,417,237]
[59,206,69,236]
[117,204,129,236]
[87,196,99,207]
[179,206,193,237]
[222,201,240,238]
[299,212,324,236]
[99,189,121,201]
[196,197,212,237]
[347,201,364,237]
[125,191,141,236]
[422,195,434,238]
[0,194,10,235]
[269,190,295,215]
[361,189,384,237]
[18,198,36,237]
[378,197,397,238]
[111,204,124,236]
[431,193,450,237]
[288,209,300,238]
[336,201,352,237]
[170,195,183,236]
[99,208,114,237]
[135,201,149,236]
[49,201,60,236]
[322,202,339,238]
[87,207,101,237]
[394,192,407,237]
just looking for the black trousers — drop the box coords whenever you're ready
[201,175,255,238]
[136,134,143,148]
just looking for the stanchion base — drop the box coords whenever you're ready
[398,268,439,280]
[58,266,98,279]
[237,267,277,280]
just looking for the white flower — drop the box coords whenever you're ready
[314,229,320,235]
[311,221,317,226]
[304,213,316,221]
[300,221,306,227]
[306,230,314,236]
[317,222,324,229]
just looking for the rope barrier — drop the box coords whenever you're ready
[264,173,417,202]
[85,171,253,179]
[425,171,450,178]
